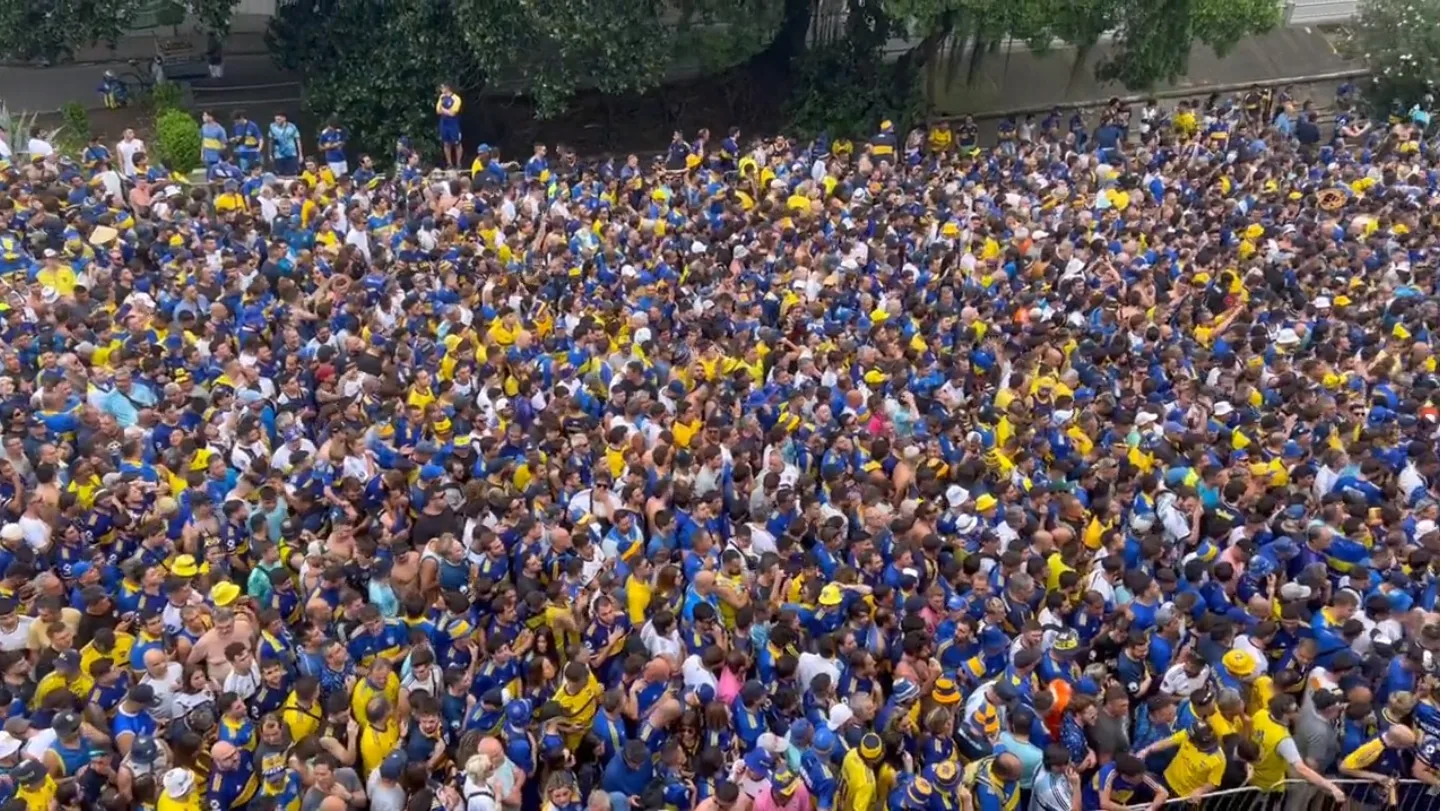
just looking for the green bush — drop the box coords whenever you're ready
[154,109,202,173]
[1351,0,1439,115]
[60,102,90,141]
[149,81,184,115]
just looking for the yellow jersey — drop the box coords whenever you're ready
[838,749,878,811]
[553,673,603,747]
[282,692,323,742]
[16,775,57,811]
[1248,710,1295,792]
[156,790,201,811]
[34,671,94,708]
[350,673,400,723]
[359,721,400,777]
[1161,732,1226,796]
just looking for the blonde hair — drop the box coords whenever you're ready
[463,753,495,783]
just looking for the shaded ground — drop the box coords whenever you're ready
[21,24,1364,160]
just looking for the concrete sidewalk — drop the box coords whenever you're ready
[931,25,1360,117]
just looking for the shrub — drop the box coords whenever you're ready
[154,109,201,173]
[149,81,184,115]
[60,102,90,141]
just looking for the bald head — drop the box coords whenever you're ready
[1384,725,1417,748]
[319,797,347,811]
[478,737,504,759]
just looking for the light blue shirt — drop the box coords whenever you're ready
[995,732,1045,789]
[100,383,157,428]
[269,121,301,159]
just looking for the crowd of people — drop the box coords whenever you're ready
[0,76,1434,811]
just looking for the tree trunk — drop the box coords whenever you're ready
[760,0,815,72]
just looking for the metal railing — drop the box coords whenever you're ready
[1122,779,1436,811]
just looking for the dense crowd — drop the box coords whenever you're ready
[0,79,1434,811]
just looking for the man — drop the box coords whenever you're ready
[269,113,303,175]
[1030,745,1080,811]
[1248,695,1345,802]
[838,732,884,811]
[960,679,1016,760]
[967,752,1021,811]
[208,741,259,811]
[1136,723,1225,802]
[1339,724,1418,806]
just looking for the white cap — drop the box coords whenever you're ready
[0,524,20,542]
[1276,328,1301,346]
[1279,582,1312,601]
[1313,296,1332,309]
[827,703,855,730]
[1136,412,1158,426]
[633,327,652,345]
[163,769,195,799]
[945,485,970,509]
[1416,519,1438,538]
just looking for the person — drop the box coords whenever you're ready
[437,83,464,168]
[1249,695,1346,803]
[230,111,263,171]
[837,733,883,811]
[269,113,303,176]
[1029,745,1080,811]
[0,81,1430,811]
[318,119,349,178]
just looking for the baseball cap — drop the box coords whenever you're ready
[53,710,81,736]
[13,759,45,785]
[379,752,407,780]
[130,735,159,765]
[0,731,20,759]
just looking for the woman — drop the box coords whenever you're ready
[539,771,582,811]
[461,753,500,811]
[173,664,215,718]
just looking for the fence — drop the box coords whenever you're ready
[1123,779,1436,811]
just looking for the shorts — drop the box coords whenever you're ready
[328,160,348,177]
[439,118,462,145]
[274,156,299,176]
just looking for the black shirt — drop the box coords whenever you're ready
[412,506,460,547]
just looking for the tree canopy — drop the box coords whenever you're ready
[1350,0,1438,111]
[0,0,238,62]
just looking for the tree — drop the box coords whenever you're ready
[1094,0,1281,89]
[452,0,673,119]
[0,0,141,62]
[267,0,480,157]
[887,0,1280,112]
[1351,0,1438,112]
[268,0,786,154]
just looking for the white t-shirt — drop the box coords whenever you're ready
[682,654,719,693]
[462,777,498,811]
[0,617,33,652]
[1160,663,1211,697]
[23,729,56,760]
[140,662,185,721]
[116,138,145,175]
